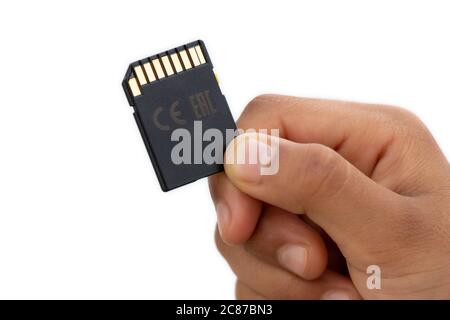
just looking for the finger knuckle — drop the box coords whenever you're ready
[383,105,420,122]
[244,94,308,115]
[390,198,433,243]
[243,94,275,115]
[375,104,426,133]
[302,144,350,201]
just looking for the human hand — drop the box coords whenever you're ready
[209,95,450,299]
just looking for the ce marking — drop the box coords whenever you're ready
[152,101,186,131]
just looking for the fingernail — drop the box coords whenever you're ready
[226,135,273,184]
[321,290,351,300]
[215,202,230,238]
[277,244,308,278]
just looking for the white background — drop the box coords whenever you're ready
[0,0,449,299]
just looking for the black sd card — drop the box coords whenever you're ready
[122,40,236,191]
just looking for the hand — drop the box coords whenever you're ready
[209,94,450,299]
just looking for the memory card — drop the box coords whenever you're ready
[122,40,236,191]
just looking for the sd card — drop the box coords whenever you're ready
[123,40,236,191]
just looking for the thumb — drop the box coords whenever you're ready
[224,133,404,253]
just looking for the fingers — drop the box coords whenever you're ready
[210,94,437,250]
[224,132,405,252]
[209,94,418,246]
[209,172,262,245]
[244,206,327,280]
[216,229,361,300]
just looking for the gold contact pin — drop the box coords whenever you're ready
[179,50,192,69]
[170,53,183,73]
[194,45,206,64]
[214,72,219,85]
[134,65,147,85]
[143,62,156,82]
[189,47,201,66]
[152,58,165,79]
[127,42,209,95]
[161,55,174,76]
[128,78,141,97]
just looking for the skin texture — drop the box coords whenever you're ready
[208,94,450,300]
